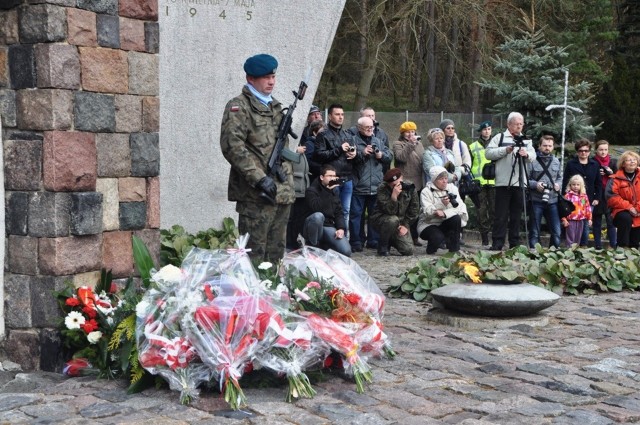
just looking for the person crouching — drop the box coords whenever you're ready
[418,166,469,254]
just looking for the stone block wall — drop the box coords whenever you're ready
[0,0,159,371]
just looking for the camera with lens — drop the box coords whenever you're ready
[446,192,459,208]
[600,166,613,176]
[416,135,422,142]
[401,181,415,192]
[374,147,380,154]
[330,177,347,186]
[348,145,356,152]
[540,182,551,203]
[512,135,529,148]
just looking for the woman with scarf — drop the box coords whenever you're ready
[606,151,640,248]
[422,128,461,184]
[592,140,617,249]
[439,119,472,192]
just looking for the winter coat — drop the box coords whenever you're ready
[304,178,346,230]
[392,138,425,191]
[417,181,468,234]
[370,182,420,229]
[352,133,392,196]
[562,157,602,204]
[606,169,640,227]
[422,146,461,184]
[485,130,536,187]
[313,124,356,179]
[526,152,563,203]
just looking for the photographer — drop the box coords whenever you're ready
[349,116,393,252]
[302,165,352,257]
[526,135,562,248]
[313,103,358,231]
[485,112,536,250]
[418,166,469,254]
[370,168,420,256]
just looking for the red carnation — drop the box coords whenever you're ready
[65,297,80,307]
[81,319,99,333]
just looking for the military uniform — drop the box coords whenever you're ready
[220,85,294,262]
[370,180,420,256]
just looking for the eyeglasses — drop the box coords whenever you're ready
[428,128,443,134]
[577,149,590,153]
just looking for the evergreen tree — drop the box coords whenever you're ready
[591,0,640,145]
[476,27,598,143]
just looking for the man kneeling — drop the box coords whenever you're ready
[418,165,469,254]
[370,168,420,256]
[302,165,352,257]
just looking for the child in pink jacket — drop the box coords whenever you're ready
[562,174,592,246]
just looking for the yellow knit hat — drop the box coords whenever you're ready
[399,121,417,133]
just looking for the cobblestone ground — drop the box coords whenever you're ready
[1,241,640,424]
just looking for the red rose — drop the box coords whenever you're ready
[344,293,361,305]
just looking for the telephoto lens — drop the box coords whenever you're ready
[447,192,459,208]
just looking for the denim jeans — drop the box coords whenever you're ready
[349,194,379,249]
[338,180,353,233]
[529,201,561,248]
[302,212,352,257]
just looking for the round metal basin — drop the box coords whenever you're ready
[430,282,560,317]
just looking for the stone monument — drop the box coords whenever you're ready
[159,1,346,232]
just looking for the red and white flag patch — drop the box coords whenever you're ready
[230,105,239,112]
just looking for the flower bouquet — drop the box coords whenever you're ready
[136,264,211,404]
[280,246,393,393]
[55,270,126,378]
[179,242,284,410]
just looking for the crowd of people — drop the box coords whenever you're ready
[221,54,638,263]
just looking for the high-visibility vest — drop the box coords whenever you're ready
[468,139,495,185]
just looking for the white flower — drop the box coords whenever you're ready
[107,317,114,326]
[153,265,183,283]
[275,284,288,294]
[259,279,272,291]
[136,300,150,318]
[258,262,273,270]
[65,311,86,330]
[87,331,103,344]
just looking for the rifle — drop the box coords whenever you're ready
[259,79,308,204]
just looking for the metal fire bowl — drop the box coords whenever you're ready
[430,282,560,317]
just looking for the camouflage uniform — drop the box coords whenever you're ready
[370,182,420,255]
[220,85,295,262]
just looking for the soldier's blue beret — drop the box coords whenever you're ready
[243,54,278,77]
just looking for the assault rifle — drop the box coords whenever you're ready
[259,79,308,204]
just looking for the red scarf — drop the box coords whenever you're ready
[594,154,611,188]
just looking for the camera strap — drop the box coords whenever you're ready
[536,157,563,194]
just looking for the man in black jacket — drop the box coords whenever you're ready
[313,103,357,232]
[302,165,352,257]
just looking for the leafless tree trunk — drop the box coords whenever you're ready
[425,1,437,110]
[440,15,459,111]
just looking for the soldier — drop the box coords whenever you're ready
[370,168,420,256]
[220,53,294,262]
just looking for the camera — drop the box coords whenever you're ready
[416,135,422,142]
[600,166,613,176]
[513,135,526,147]
[330,178,347,186]
[446,192,459,208]
[348,146,356,152]
[401,181,415,192]
[374,147,380,154]
[540,182,551,203]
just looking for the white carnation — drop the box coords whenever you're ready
[136,300,150,318]
[87,331,103,344]
[258,262,273,270]
[153,264,183,283]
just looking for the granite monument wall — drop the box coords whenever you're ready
[0,0,160,370]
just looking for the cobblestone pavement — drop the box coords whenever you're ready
[1,240,640,424]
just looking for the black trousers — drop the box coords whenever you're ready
[492,186,525,249]
[613,211,640,248]
[420,215,462,254]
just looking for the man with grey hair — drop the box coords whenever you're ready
[350,116,393,251]
[485,112,536,250]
